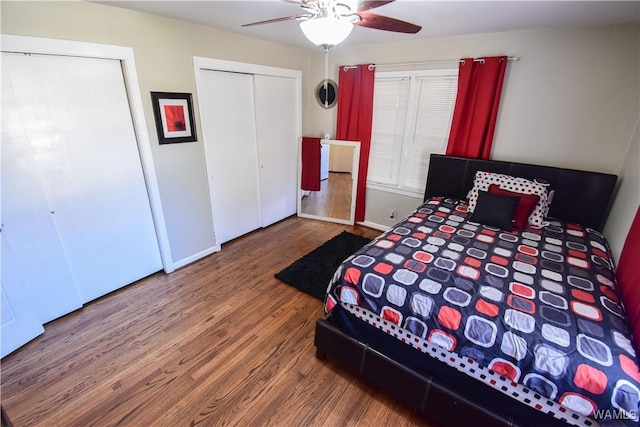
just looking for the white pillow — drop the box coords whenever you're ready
[467,171,551,227]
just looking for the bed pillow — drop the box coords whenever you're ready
[467,171,551,227]
[469,190,519,231]
[488,184,540,230]
[534,178,554,217]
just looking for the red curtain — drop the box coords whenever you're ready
[336,64,375,222]
[446,56,508,159]
[617,206,640,354]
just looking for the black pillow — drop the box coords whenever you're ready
[469,190,519,231]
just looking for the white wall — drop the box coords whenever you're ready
[306,24,640,256]
[1,1,313,267]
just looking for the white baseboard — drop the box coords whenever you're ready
[356,221,390,232]
[171,245,221,271]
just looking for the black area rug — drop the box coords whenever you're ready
[275,231,371,301]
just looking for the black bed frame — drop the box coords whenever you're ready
[423,154,617,231]
[314,154,617,427]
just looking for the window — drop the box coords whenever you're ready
[367,69,458,197]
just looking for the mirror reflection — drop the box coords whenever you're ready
[298,139,360,225]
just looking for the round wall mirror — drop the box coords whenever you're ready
[315,79,337,109]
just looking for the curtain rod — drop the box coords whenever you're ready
[342,56,519,71]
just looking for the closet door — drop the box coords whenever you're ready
[2,53,162,306]
[253,75,298,227]
[1,233,45,357]
[2,53,84,321]
[199,70,261,244]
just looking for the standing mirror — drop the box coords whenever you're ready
[298,139,360,225]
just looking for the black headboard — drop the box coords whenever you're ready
[424,154,617,231]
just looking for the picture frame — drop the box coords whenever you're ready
[150,92,197,144]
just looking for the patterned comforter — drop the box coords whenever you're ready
[324,197,640,426]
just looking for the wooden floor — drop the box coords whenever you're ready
[1,216,433,427]
[300,172,352,220]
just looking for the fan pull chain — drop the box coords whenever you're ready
[324,47,329,108]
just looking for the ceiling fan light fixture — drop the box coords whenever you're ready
[300,16,353,48]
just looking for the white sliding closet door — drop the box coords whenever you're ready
[199,70,261,244]
[253,75,298,227]
[1,233,45,357]
[2,53,162,309]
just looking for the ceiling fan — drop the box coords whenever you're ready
[242,0,422,48]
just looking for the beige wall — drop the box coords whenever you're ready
[306,24,639,256]
[1,1,313,265]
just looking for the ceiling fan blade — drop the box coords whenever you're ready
[355,0,395,13]
[242,14,311,27]
[354,12,421,34]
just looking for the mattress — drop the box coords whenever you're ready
[324,197,640,426]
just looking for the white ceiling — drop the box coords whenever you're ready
[98,0,640,49]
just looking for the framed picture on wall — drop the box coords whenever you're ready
[150,92,197,144]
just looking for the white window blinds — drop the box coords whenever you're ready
[368,69,458,197]
[368,77,410,187]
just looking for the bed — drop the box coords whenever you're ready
[314,154,640,427]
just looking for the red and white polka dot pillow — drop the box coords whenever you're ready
[467,171,551,227]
